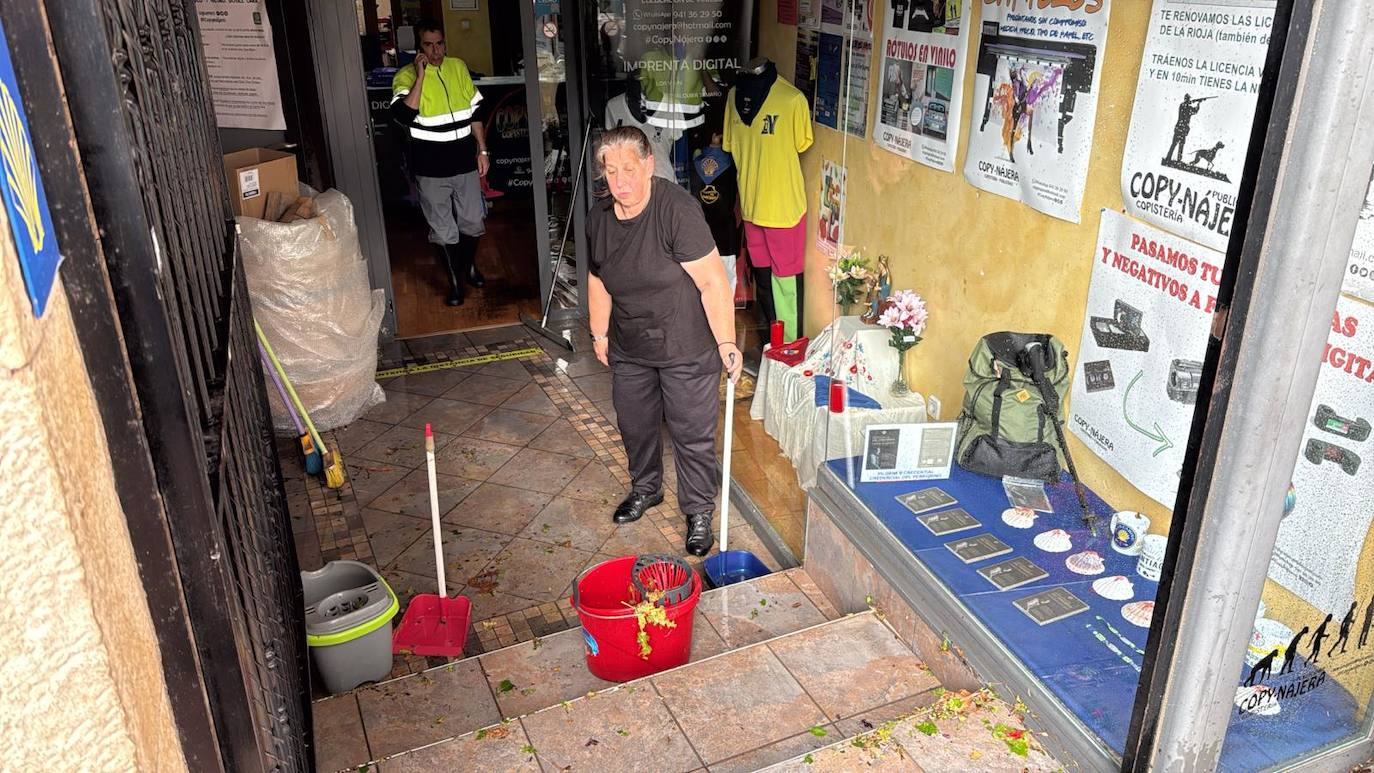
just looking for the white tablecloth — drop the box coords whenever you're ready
[750,317,925,489]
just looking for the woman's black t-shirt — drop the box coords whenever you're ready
[588,177,719,367]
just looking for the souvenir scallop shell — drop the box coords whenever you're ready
[1033,528,1073,553]
[1122,600,1155,628]
[1001,506,1038,529]
[1066,550,1106,576]
[1234,685,1281,716]
[1092,575,1135,601]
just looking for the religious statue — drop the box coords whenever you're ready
[860,254,893,324]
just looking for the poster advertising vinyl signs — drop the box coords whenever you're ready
[962,0,1112,222]
[873,0,969,171]
[1269,293,1374,615]
[1068,210,1224,507]
[1121,0,1276,252]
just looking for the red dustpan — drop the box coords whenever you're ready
[392,424,471,657]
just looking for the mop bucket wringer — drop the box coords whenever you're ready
[571,556,702,682]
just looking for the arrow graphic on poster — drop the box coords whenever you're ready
[1123,371,1175,457]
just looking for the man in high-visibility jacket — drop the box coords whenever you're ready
[391,19,489,306]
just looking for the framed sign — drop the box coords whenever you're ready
[859,422,958,482]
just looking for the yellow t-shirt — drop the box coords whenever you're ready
[723,79,814,228]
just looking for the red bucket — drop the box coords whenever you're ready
[571,556,701,682]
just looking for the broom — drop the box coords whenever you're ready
[259,342,323,474]
[254,320,347,489]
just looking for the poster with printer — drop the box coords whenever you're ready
[873,0,969,171]
[1268,292,1374,615]
[1121,0,1276,252]
[962,1,1111,223]
[1068,210,1224,507]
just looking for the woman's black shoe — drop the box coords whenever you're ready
[612,491,663,524]
[685,512,714,556]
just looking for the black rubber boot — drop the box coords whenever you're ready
[685,512,714,557]
[460,235,485,288]
[441,243,465,306]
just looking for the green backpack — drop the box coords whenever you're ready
[955,332,1072,482]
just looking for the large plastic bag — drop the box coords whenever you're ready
[239,187,385,434]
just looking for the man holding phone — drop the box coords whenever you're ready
[391,19,489,306]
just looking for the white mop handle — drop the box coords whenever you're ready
[425,424,446,598]
[720,373,735,552]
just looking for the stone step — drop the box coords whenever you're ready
[354,611,944,772]
[313,567,844,772]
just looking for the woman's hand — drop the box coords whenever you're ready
[594,337,610,367]
[719,342,743,383]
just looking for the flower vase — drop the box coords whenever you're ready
[891,348,911,397]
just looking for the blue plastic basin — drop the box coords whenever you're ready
[702,550,770,588]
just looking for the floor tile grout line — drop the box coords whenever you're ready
[763,632,844,725]
[649,678,710,771]
[700,722,843,772]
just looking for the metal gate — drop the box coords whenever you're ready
[4,0,312,769]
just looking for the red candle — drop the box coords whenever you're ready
[829,380,846,413]
[770,320,785,348]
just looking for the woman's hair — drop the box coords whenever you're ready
[595,126,653,169]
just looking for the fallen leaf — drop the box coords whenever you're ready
[432,716,445,726]
[585,738,600,747]
[615,728,630,737]
[803,754,815,764]
[916,720,938,736]
[532,637,543,651]
[521,687,537,696]
[792,602,802,608]
[808,726,828,737]
[486,726,511,739]
[498,679,515,693]
[860,719,874,730]
[558,540,573,548]
[446,664,455,673]
[759,599,768,607]
[522,744,537,755]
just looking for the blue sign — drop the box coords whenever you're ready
[0,19,60,318]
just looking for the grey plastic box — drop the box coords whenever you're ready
[302,560,399,694]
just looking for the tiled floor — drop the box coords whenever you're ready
[318,610,945,772]
[313,568,844,772]
[284,324,782,678]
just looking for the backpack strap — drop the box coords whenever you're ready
[988,368,1013,441]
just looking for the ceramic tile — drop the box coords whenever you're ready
[695,572,827,649]
[444,483,552,534]
[483,538,597,602]
[445,373,528,406]
[769,614,939,722]
[354,424,457,469]
[832,691,944,738]
[368,469,481,520]
[390,524,512,582]
[519,497,618,554]
[345,460,410,507]
[396,396,495,435]
[689,612,730,662]
[480,359,535,383]
[364,389,435,425]
[756,738,923,772]
[333,418,391,454]
[478,628,616,718]
[312,694,370,773]
[705,726,838,773]
[432,437,523,481]
[598,515,679,558]
[883,697,1058,771]
[573,372,614,402]
[652,644,827,765]
[356,659,502,758]
[521,685,702,773]
[404,331,473,354]
[488,448,589,495]
[463,408,557,446]
[550,353,608,379]
[381,367,473,397]
[361,508,431,569]
[557,461,626,507]
[378,568,439,616]
[527,419,598,459]
[593,399,618,425]
[500,382,560,416]
[463,326,523,346]
[379,723,539,772]
[464,589,546,626]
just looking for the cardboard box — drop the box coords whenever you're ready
[223,148,298,220]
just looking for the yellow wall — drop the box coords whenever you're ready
[443,3,493,75]
[0,210,185,766]
[764,0,1168,527]
[762,0,1374,714]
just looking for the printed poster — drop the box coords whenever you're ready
[815,32,844,129]
[873,0,970,171]
[963,1,1113,223]
[815,32,871,136]
[779,0,798,25]
[1121,0,1276,252]
[1345,171,1374,305]
[196,1,287,131]
[1068,210,1224,507]
[818,160,846,255]
[796,28,820,110]
[1270,292,1374,614]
